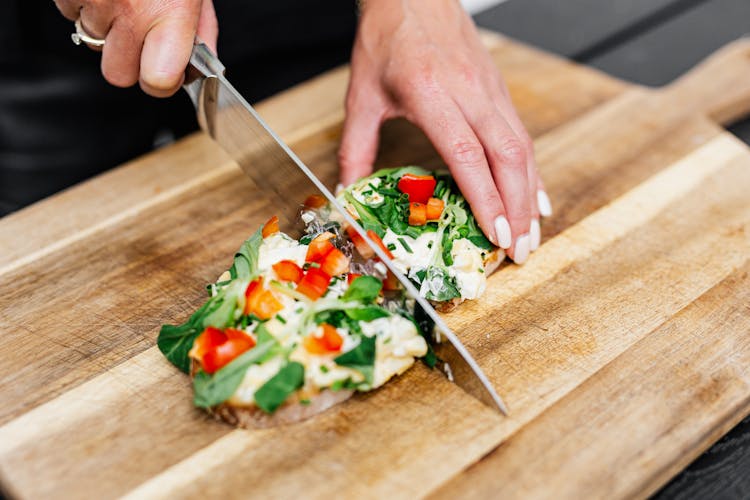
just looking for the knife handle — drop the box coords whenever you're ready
[185,38,226,84]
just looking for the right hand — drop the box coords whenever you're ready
[54,0,219,97]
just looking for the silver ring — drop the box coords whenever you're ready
[71,18,106,48]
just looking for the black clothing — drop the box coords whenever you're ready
[0,1,357,216]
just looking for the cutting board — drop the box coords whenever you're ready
[1,32,750,499]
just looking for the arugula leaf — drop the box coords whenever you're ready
[314,309,361,334]
[228,228,263,280]
[192,327,280,408]
[334,335,376,384]
[158,281,244,373]
[344,306,390,322]
[253,362,305,413]
[342,275,382,303]
[343,192,385,236]
[422,267,461,301]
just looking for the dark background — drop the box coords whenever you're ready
[0,0,748,498]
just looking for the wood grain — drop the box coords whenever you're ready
[1,34,750,499]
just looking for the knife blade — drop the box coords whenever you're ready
[183,41,508,415]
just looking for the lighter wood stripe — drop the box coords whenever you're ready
[120,430,257,500]
[0,349,172,456]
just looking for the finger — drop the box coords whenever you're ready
[338,89,385,187]
[470,109,532,263]
[101,19,142,87]
[197,0,219,53]
[494,96,551,252]
[140,14,199,97]
[55,0,81,21]
[407,92,510,248]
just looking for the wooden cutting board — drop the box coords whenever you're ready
[1,32,750,499]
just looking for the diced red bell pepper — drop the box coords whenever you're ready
[408,202,427,226]
[382,269,401,291]
[305,232,335,263]
[320,248,350,276]
[202,338,253,374]
[190,326,226,361]
[273,259,304,283]
[191,327,256,375]
[347,273,362,285]
[367,230,394,260]
[244,278,283,320]
[304,323,343,354]
[397,173,436,204]
[346,226,374,259]
[426,197,444,220]
[262,215,279,238]
[303,194,328,209]
[296,267,332,300]
[224,327,257,347]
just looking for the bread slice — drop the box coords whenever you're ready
[190,359,353,428]
[208,390,354,428]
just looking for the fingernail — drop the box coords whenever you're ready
[513,234,531,264]
[537,190,552,217]
[335,183,345,195]
[494,216,512,249]
[530,219,540,251]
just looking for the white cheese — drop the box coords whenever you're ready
[361,315,428,388]
[381,229,438,275]
[258,233,308,274]
[449,238,487,299]
[351,177,384,207]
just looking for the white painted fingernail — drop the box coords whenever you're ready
[335,183,345,196]
[530,219,540,251]
[494,216,512,249]
[513,234,531,264]
[537,190,552,217]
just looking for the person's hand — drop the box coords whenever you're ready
[338,0,551,264]
[54,0,218,97]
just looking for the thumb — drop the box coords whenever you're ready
[338,99,383,186]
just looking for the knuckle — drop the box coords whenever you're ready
[494,135,527,168]
[450,140,486,168]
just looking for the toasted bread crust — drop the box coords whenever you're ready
[209,390,354,428]
[191,360,353,428]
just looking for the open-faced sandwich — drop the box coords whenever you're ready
[158,217,434,428]
[337,167,504,312]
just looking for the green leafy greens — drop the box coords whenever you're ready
[253,362,306,413]
[157,230,264,373]
[334,335,377,385]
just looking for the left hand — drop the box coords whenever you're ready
[338,0,551,264]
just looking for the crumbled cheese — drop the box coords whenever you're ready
[450,238,487,299]
[381,229,437,275]
[361,315,428,387]
[258,233,308,274]
[351,177,384,207]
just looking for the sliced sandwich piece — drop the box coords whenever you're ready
[158,217,432,428]
[338,167,505,311]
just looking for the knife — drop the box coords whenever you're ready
[183,41,508,415]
